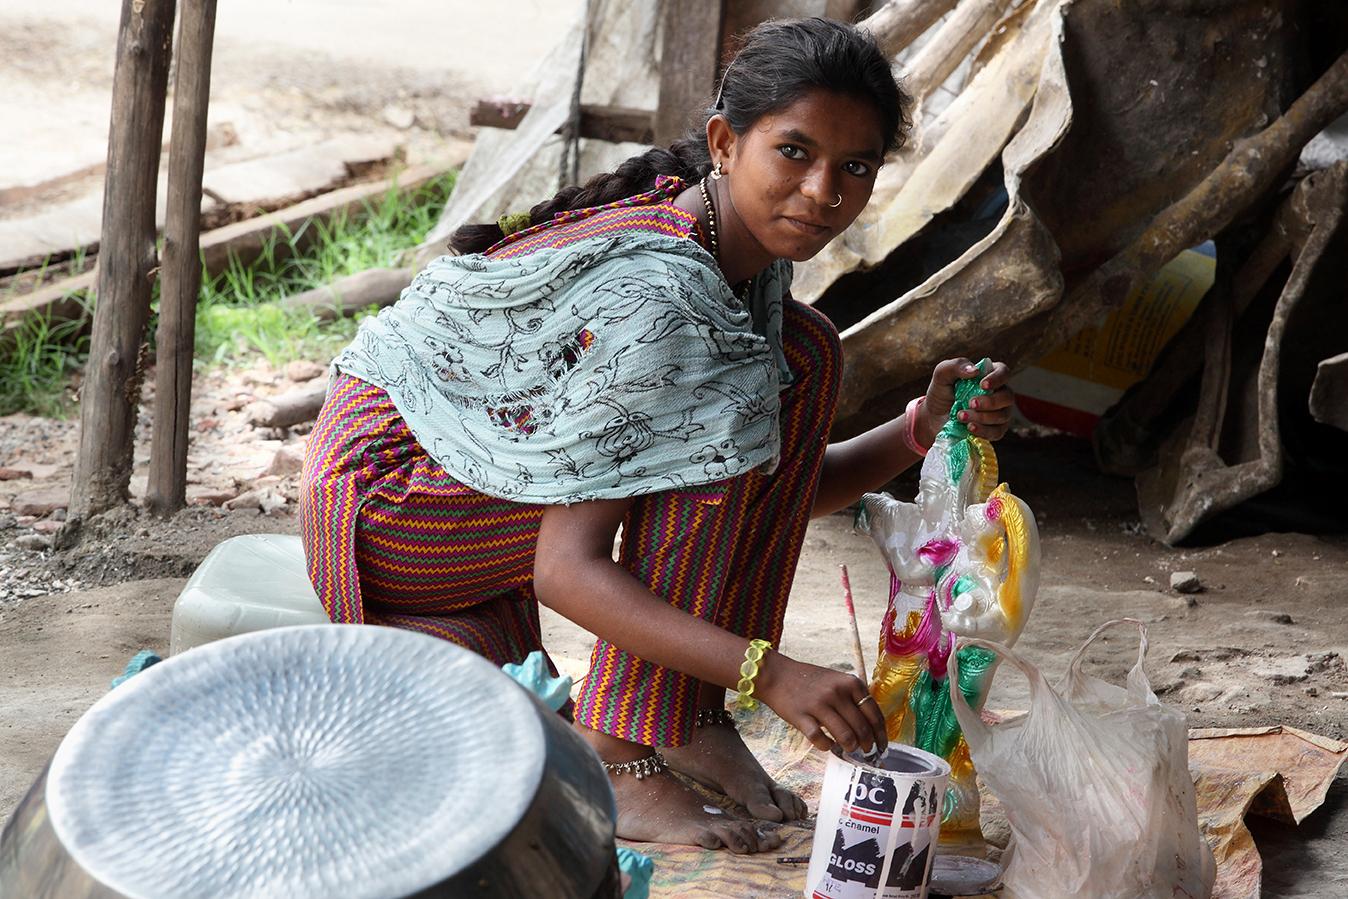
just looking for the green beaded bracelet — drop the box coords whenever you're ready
[735,639,772,711]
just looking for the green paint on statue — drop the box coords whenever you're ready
[938,358,993,484]
[909,644,999,758]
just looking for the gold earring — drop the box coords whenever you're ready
[710,161,724,180]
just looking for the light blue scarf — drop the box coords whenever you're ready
[331,231,793,504]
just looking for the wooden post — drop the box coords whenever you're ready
[148,0,217,517]
[654,0,724,146]
[68,0,176,522]
[861,0,958,58]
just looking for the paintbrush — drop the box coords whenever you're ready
[839,564,868,683]
[840,564,886,766]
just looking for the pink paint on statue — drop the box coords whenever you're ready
[885,587,955,681]
[918,538,960,567]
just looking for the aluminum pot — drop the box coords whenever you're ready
[0,625,618,899]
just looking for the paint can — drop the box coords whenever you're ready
[803,746,951,899]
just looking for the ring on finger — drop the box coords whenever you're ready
[857,694,876,707]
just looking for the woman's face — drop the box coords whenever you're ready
[713,88,886,263]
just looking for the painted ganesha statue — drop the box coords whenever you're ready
[859,362,1040,842]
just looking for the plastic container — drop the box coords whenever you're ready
[169,534,329,654]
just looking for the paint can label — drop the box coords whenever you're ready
[804,747,949,899]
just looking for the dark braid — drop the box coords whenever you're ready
[528,138,711,229]
[450,138,710,256]
[449,17,910,256]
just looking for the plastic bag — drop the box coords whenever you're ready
[948,618,1215,899]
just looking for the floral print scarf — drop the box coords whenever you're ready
[331,226,793,504]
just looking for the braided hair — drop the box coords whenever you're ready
[449,17,911,256]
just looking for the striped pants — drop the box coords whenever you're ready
[299,299,841,748]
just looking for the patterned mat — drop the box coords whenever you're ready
[627,710,1347,898]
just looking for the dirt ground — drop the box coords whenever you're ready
[2,383,1346,894]
[1,0,580,226]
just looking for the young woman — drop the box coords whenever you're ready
[299,17,1015,853]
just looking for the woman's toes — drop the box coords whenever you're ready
[771,784,807,821]
[746,781,805,823]
[695,819,784,855]
[745,786,787,823]
[696,828,725,851]
[716,824,753,854]
[754,824,784,851]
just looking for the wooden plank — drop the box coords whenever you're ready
[654,0,724,146]
[0,269,96,329]
[149,0,217,517]
[70,0,177,522]
[903,0,1015,102]
[197,163,445,274]
[470,99,655,145]
[0,165,447,336]
[280,266,412,321]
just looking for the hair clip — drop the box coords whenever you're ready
[712,63,731,110]
[497,212,532,236]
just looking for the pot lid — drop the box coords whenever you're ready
[47,625,546,899]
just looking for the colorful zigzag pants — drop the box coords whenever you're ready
[299,299,840,747]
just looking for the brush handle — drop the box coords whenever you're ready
[839,564,869,684]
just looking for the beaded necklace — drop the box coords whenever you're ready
[698,176,752,300]
[697,176,721,260]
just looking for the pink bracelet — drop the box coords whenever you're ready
[903,396,930,457]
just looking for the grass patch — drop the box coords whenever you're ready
[0,170,455,417]
[0,302,93,418]
[190,170,454,367]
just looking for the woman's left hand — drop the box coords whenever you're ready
[921,358,1016,443]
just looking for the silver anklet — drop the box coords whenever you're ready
[601,752,667,780]
[696,708,736,728]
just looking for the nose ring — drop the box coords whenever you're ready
[829,194,843,208]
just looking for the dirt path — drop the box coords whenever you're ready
[1,0,581,220]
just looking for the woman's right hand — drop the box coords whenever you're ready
[755,652,888,755]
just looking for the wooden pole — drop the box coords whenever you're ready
[148,0,217,517]
[654,0,724,146]
[69,0,176,523]
[861,0,958,58]
[1038,49,1348,354]
[903,0,1015,103]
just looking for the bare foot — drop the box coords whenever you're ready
[579,726,783,853]
[661,714,808,823]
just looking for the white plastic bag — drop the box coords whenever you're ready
[948,619,1215,899]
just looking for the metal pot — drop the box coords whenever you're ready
[0,625,618,898]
